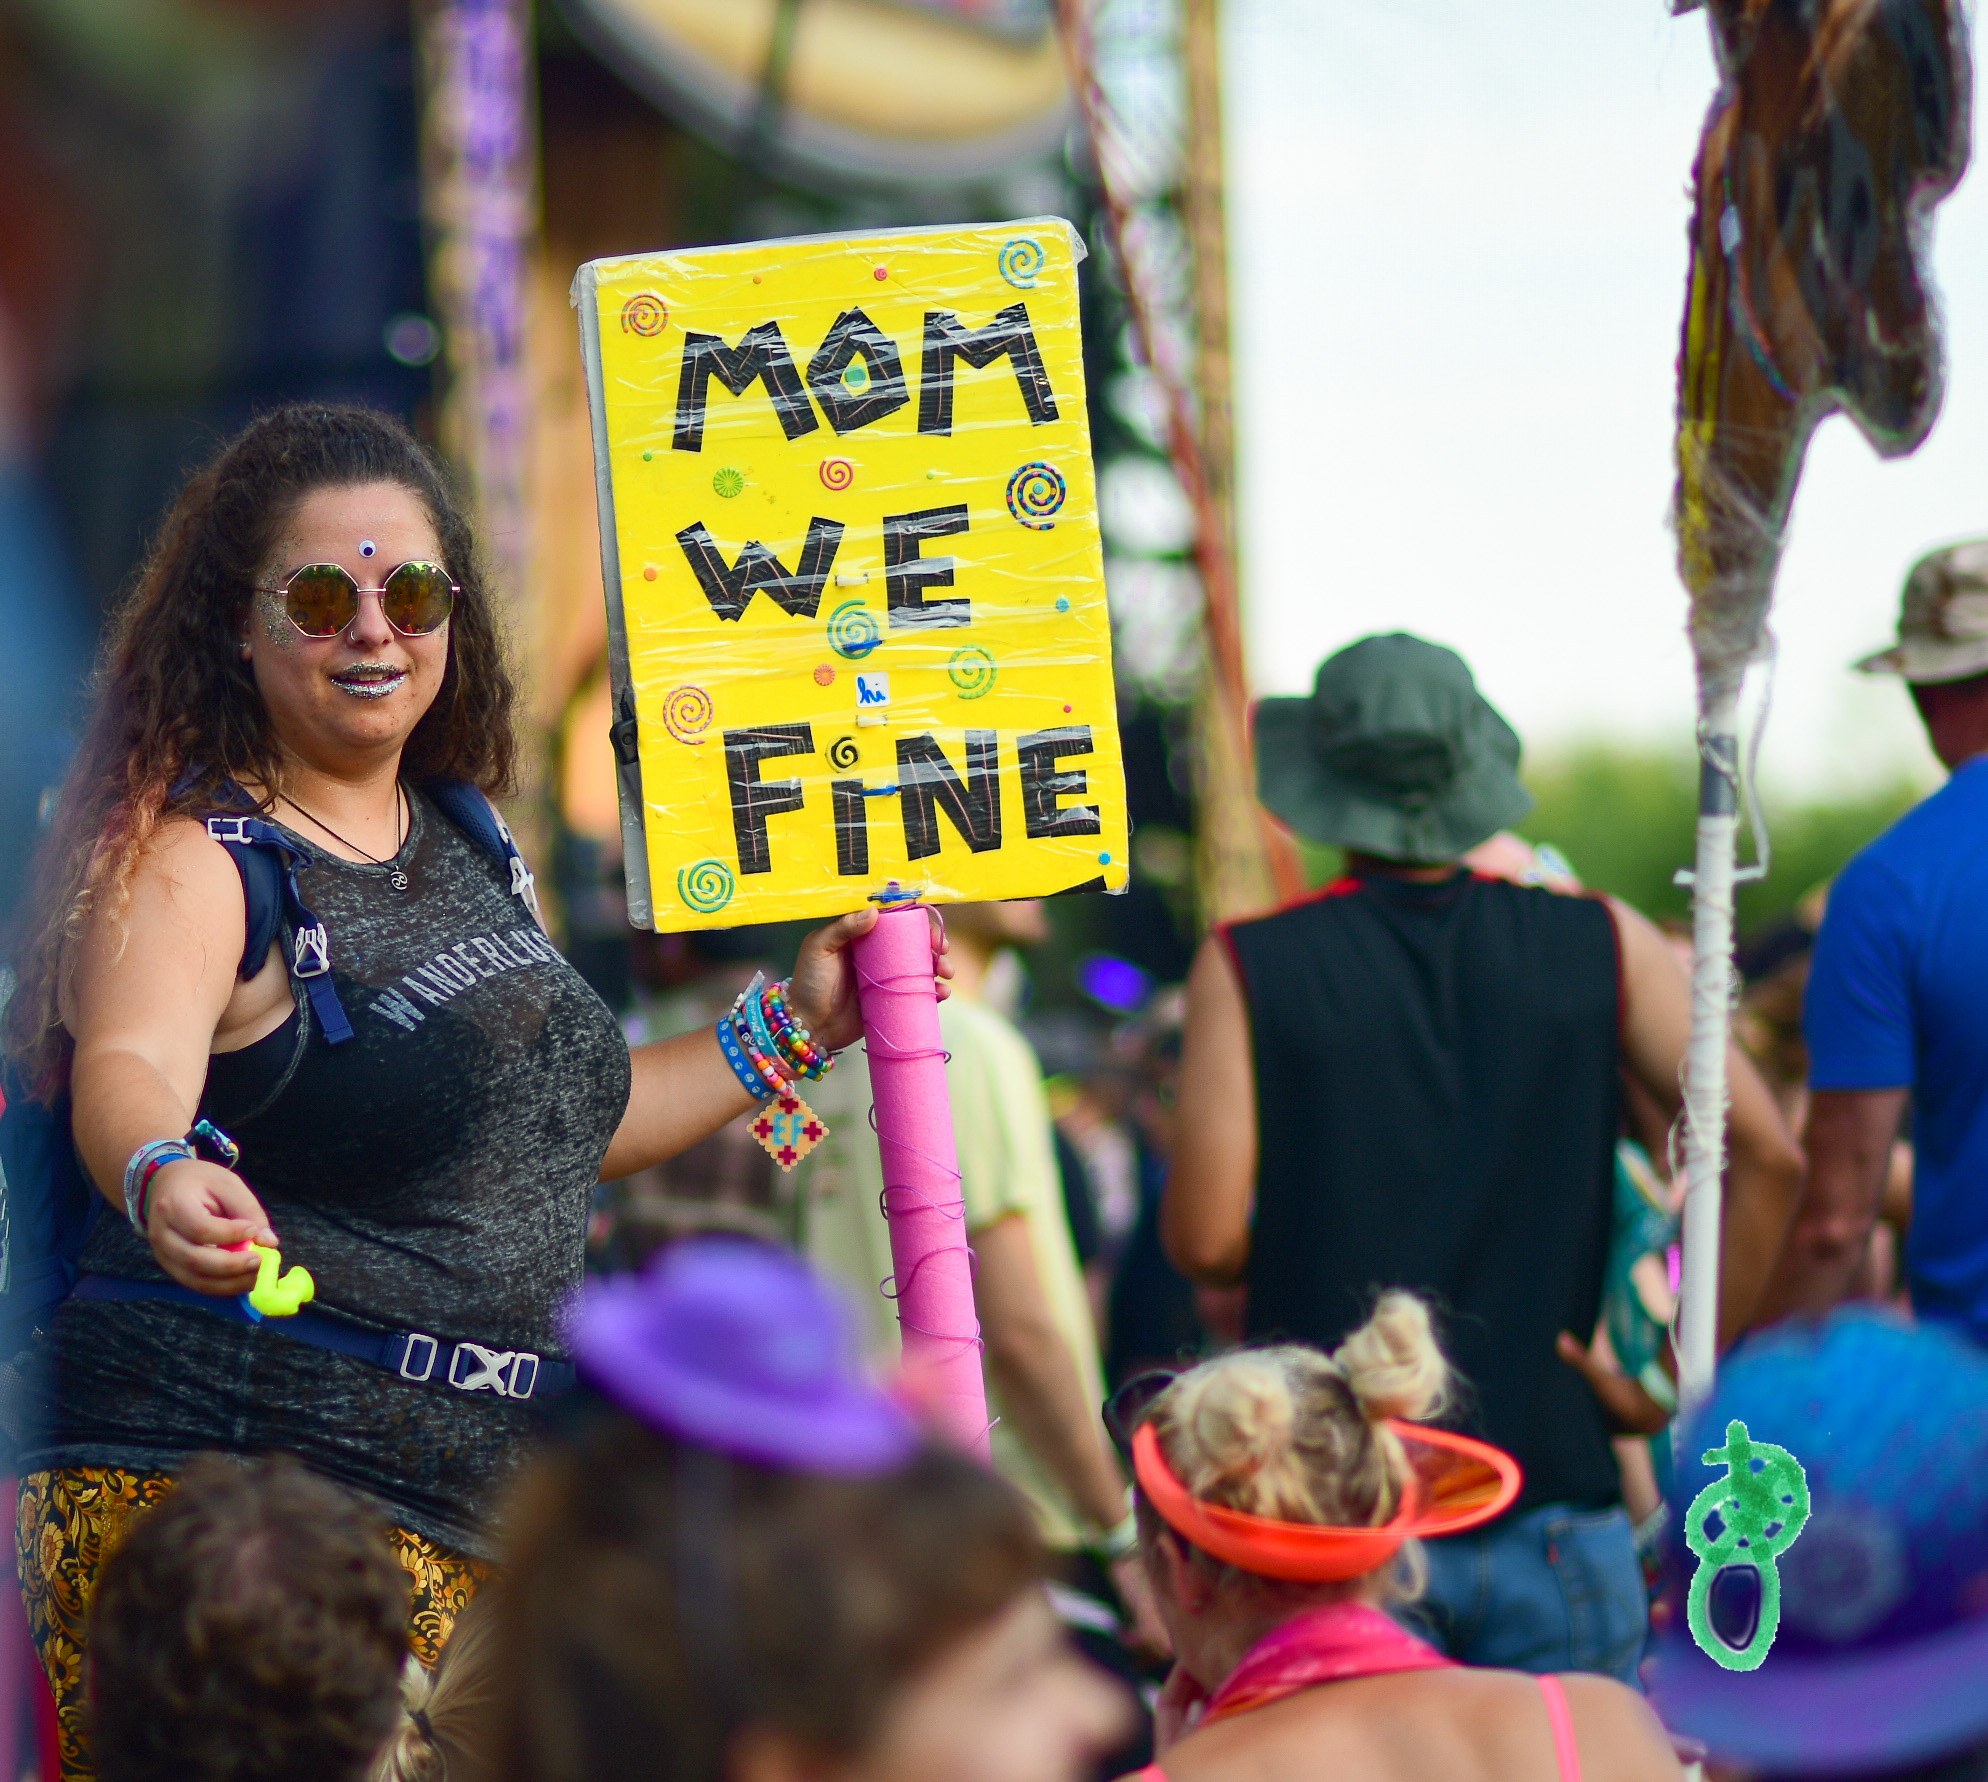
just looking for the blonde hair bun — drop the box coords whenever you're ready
[1330,1291,1451,1425]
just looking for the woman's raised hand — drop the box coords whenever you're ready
[146,1159,280,1297]
[787,906,951,1053]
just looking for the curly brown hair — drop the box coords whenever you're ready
[87,1453,409,1782]
[3,403,516,1096]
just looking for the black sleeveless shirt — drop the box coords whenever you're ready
[25,791,632,1555]
[1223,872,1620,1514]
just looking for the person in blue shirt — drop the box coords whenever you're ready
[1773,540,1988,1344]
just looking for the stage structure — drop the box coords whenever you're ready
[1060,0,1302,924]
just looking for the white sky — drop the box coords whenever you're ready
[1224,0,1988,797]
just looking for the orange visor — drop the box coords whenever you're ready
[1131,1419,1523,1583]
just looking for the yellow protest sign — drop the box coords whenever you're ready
[575,218,1127,930]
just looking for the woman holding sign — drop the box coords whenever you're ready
[2,403,941,1780]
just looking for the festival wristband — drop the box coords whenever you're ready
[123,1140,194,1234]
[1088,1508,1140,1564]
[741,978,782,1061]
[715,1014,780,1101]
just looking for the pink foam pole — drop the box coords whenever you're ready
[853,904,989,1459]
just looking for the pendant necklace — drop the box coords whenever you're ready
[281,785,409,890]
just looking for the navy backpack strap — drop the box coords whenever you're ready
[204,815,355,1046]
[423,780,542,924]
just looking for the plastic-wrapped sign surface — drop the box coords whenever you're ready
[577,218,1127,930]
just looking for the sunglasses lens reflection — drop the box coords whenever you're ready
[284,564,360,637]
[383,562,455,635]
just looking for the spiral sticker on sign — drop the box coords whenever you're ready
[576,218,1128,929]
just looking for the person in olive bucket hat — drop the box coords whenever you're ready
[1759,539,1988,1347]
[1165,632,1803,1682]
[1251,632,1533,863]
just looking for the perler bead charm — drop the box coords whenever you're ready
[751,1090,828,1172]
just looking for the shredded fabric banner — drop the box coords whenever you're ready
[575,219,1127,929]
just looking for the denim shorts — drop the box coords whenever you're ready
[1393,1501,1647,1683]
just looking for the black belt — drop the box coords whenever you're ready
[72,1274,571,1401]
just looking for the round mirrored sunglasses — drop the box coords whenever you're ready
[258,561,457,638]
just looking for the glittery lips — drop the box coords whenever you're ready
[329,663,408,700]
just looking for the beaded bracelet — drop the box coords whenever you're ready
[123,1139,194,1234]
[763,981,830,1080]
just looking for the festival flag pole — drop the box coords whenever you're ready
[1667,0,1970,1419]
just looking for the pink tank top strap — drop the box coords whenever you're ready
[1117,1768,1168,1782]
[1537,1675,1582,1782]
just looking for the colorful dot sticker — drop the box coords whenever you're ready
[813,664,835,686]
[712,466,746,498]
[819,457,855,491]
[1098,852,1112,865]
[643,565,658,581]
[873,265,889,280]
[1054,596,1071,612]
[642,450,653,461]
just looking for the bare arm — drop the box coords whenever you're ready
[1751,1087,1905,1322]
[601,907,950,1180]
[65,821,284,1295]
[973,1212,1128,1532]
[1612,897,1804,1343]
[1162,933,1256,1284]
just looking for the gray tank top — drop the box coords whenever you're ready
[26,790,632,1554]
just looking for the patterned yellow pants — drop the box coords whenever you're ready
[15,1467,491,1782]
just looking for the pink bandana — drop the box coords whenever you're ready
[1200,1601,1456,1726]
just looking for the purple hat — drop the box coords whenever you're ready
[1650,1310,1988,1775]
[568,1238,919,1476]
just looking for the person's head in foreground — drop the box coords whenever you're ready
[371,1588,500,1782]
[1116,1292,1683,1781]
[87,1453,408,1782]
[1651,1309,1988,1782]
[1251,631,1531,866]
[491,1236,1129,1782]
[1855,539,1988,772]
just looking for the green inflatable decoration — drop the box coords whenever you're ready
[1685,1420,1811,1671]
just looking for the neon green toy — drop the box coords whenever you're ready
[234,1243,315,1319]
[1685,1420,1810,1671]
